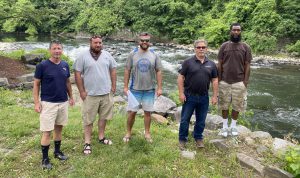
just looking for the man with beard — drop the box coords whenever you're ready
[74,36,117,155]
[33,40,74,169]
[123,32,162,143]
[218,23,252,137]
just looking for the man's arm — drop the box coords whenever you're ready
[66,78,74,106]
[33,79,41,113]
[74,70,87,100]
[110,68,117,94]
[123,68,130,96]
[156,70,162,97]
[243,62,250,87]
[211,78,218,105]
[217,61,222,82]
[177,74,185,103]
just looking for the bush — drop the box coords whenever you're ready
[286,40,300,56]
[284,147,300,176]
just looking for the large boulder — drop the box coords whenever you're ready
[236,153,264,176]
[263,165,294,178]
[21,54,45,65]
[17,73,34,83]
[151,113,169,125]
[205,114,223,130]
[0,78,9,87]
[272,138,296,156]
[153,95,176,115]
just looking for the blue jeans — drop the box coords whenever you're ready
[179,95,209,142]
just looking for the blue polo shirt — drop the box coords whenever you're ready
[179,55,218,96]
[34,59,70,102]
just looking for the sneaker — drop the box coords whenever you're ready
[195,139,204,148]
[219,128,228,137]
[231,127,239,136]
[179,141,186,151]
[42,158,52,170]
[54,151,68,161]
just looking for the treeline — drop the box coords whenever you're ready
[0,0,299,54]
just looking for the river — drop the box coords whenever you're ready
[1,34,299,141]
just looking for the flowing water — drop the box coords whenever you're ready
[1,34,299,141]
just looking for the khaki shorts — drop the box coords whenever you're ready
[40,101,68,132]
[218,81,247,112]
[82,93,114,126]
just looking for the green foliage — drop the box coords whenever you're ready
[0,49,25,59]
[168,90,181,106]
[284,147,300,176]
[286,40,300,56]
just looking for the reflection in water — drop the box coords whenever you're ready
[1,34,300,141]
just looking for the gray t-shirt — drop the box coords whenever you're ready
[73,49,117,96]
[126,47,162,90]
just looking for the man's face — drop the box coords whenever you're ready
[49,43,63,59]
[194,42,207,58]
[139,36,151,50]
[90,37,103,53]
[230,25,242,43]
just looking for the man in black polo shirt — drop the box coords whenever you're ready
[177,39,218,150]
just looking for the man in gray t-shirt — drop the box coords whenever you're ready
[123,32,162,143]
[74,36,117,155]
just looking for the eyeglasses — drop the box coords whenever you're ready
[195,46,207,49]
[140,39,150,43]
[231,29,241,32]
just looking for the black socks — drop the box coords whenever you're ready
[41,145,50,160]
[54,140,61,153]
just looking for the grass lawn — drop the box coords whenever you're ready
[0,89,256,178]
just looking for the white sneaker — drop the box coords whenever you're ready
[231,127,239,136]
[219,128,228,137]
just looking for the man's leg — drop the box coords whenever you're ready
[125,111,136,138]
[98,119,106,140]
[194,96,209,146]
[84,124,93,144]
[41,131,52,169]
[53,125,67,160]
[144,111,151,140]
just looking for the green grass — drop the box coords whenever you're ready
[0,88,257,177]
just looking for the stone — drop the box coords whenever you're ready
[17,73,34,83]
[22,82,34,89]
[209,139,230,151]
[256,145,269,155]
[250,131,272,140]
[181,150,196,159]
[114,95,126,104]
[153,95,176,115]
[174,106,182,122]
[236,153,264,176]
[151,113,169,125]
[244,137,255,145]
[236,125,252,137]
[190,115,196,125]
[166,110,176,121]
[272,138,296,156]
[21,54,45,65]
[263,165,294,178]
[205,114,223,130]
[69,75,75,84]
[0,78,9,87]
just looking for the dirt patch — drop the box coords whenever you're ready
[0,56,30,84]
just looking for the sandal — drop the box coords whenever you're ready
[123,136,131,143]
[144,136,153,143]
[83,143,91,155]
[99,137,113,145]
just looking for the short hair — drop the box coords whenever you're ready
[90,35,102,42]
[230,23,241,30]
[49,40,62,49]
[194,39,208,47]
[139,32,151,38]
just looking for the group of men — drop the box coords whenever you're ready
[33,23,252,169]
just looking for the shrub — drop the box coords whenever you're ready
[286,40,300,56]
[284,147,300,176]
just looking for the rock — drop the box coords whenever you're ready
[21,54,45,65]
[114,95,126,104]
[17,73,34,82]
[181,150,196,159]
[256,145,269,155]
[0,78,9,87]
[205,114,223,130]
[263,165,294,178]
[209,139,230,151]
[22,82,34,89]
[236,153,264,176]
[174,106,182,122]
[153,95,176,115]
[272,138,296,156]
[236,125,252,137]
[250,131,272,144]
[69,75,75,84]
[244,137,255,145]
[190,115,196,125]
[151,113,169,125]
[166,110,176,121]
[25,64,36,69]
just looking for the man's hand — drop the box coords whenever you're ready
[156,88,162,97]
[80,91,87,101]
[69,98,75,106]
[179,92,186,103]
[243,80,248,88]
[211,96,217,105]
[34,102,42,113]
[123,87,129,96]
[111,86,116,94]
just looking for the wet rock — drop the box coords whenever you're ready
[21,54,45,65]
[205,114,223,130]
[151,113,169,125]
[153,95,176,115]
[236,153,264,176]
[0,78,9,87]
[272,138,296,156]
[263,165,294,178]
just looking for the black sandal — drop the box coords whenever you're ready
[99,137,113,145]
[83,143,91,155]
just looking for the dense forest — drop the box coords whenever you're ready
[0,0,299,54]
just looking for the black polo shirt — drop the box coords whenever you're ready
[179,55,217,96]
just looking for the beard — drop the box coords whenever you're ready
[90,46,102,54]
[230,34,241,43]
[140,44,149,50]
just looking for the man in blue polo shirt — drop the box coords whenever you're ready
[177,39,218,150]
[33,40,74,170]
